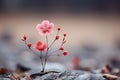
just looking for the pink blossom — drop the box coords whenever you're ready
[36,20,54,35]
[34,41,47,52]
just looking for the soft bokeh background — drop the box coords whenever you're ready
[0,0,120,71]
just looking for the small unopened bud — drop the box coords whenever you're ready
[22,34,27,41]
[59,47,64,50]
[55,36,59,40]
[57,27,61,31]
[63,51,68,56]
[27,43,32,48]
[63,33,67,37]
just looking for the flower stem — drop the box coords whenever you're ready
[48,54,60,58]
[24,40,44,72]
[42,30,60,72]
[48,39,56,48]
[40,51,44,71]
[42,35,49,72]
[48,30,60,48]
[24,41,39,57]
[57,30,60,36]
[49,49,59,54]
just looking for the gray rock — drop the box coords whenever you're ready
[39,73,59,80]
[75,73,105,80]
[117,77,120,80]
[0,78,10,80]
[32,70,106,80]
[0,74,10,80]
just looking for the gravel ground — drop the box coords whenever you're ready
[1,69,120,80]
[0,70,105,80]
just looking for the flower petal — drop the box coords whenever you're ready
[34,41,47,52]
[36,41,42,46]
[48,23,54,29]
[42,20,49,27]
[36,24,43,31]
[36,20,54,36]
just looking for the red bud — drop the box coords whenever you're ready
[63,33,67,37]
[27,43,32,48]
[63,51,68,56]
[22,34,27,41]
[57,27,61,31]
[59,47,64,50]
[55,36,59,40]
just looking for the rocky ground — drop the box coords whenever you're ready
[0,70,120,80]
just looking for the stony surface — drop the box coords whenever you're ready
[31,70,105,80]
[1,70,120,80]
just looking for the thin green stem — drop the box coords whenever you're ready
[24,40,44,72]
[56,30,59,35]
[48,39,56,48]
[40,51,44,71]
[49,49,59,54]
[25,41,40,57]
[42,30,60,72]
[46,35,48,45]
[48,30,59,48]
[48,54,60,58]
[42,35,49,72]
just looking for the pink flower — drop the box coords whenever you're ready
[34,41,47,52]
[36,20,54,35]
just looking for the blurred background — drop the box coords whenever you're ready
[0,0,120,72]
